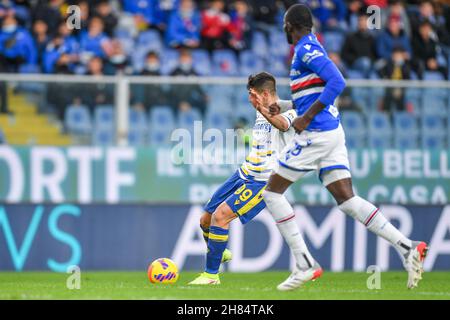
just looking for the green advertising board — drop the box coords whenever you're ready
[0,146,449,205]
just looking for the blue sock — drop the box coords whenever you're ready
[205,226,229,274]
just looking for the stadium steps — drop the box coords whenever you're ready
[0,91,72,146]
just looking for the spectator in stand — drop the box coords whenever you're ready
[409,0,450,46]
[170,49,208,114]
[104,40,129,75]
[0,14,37,72]
[364,0,388,8]
[346,0,366,31]
[166,0,201,49]
[94,0,118,37]
[412,20,448,79]
[228,0,252,52]
[79,16,113,63]
[201,0,230,51]
[132,51,168,109]
[153,0,180,32]
[247,0,279,35]
[378,46,412,112]
[32,0,63,36]
[122,0,154,31]
[341,13,376,77]
[81,56,114,110]
[301,0,347,31]
[376,15,411,64]
[382,0,411,37]
[32,19,50,69]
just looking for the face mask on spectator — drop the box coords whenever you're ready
[146,62,160,71]
[180,9,192,19]
[180,62,192,71]
[2,24,17,33]
[111,54,126,64]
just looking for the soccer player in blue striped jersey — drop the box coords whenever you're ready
[189,72,297,285]
[256,4,428,291]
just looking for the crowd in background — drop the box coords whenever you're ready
[0,0,449,117]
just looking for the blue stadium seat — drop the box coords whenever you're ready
[405,88,423,114]
[239,50,265,76]
[367,112,392,148]
[421,114,445,137]
[212,50,238,76]
[394,135,419,149]
[351,88,370,110]
[269,30,290,57]
[94,105,115,130]
[92,129,114,145]
[178,108,202,132]
[322,31,345,53]
[205,109,232,132]
[65,105,92,135]
[393,112,418,138]
[149,129,171,146]
[129,108,148,131]
[422,72,448,117]
[268,56,288,77]
[128,128,146,146]
[207,95,233,117]
[160,49,180,75]
[368,87,385,111]
[251,31,268,59]
[191,49,211,76]
[340,111,366,148]
[137,30,163,52]
[149,106,175,128]
[421,134,445,149]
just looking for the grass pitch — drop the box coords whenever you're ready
[0,271,449,300]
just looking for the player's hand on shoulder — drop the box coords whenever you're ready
[292,116,311,134]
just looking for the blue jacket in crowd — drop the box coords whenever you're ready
[0,26,37,64]
[166,8,201,47]
[376,30,412,60]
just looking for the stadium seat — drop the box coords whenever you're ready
[65,105,92,135]
[269,30,290,57]
[149,128,171,146]
[149,106,175,129]
[394,135,419,149]
[178,108,202,132]
[268,56,288,77]
[340,111,366,147]
[212,50,238,76]
[422,72,448,117]
[205,109,232,132]
[191,49,211,76]
[136,30,163,53]
[421,134,446,149]
[160,49,180,75]
[94,105,115,131]
[128,128,146,146]
[239,50,265,76]
[405,87,423,114]
[129,108,148,131]
[322,31,345,53]
[234,102,256,126]
[421,114,445,137]
[92,129,114,145]
[393,110,420,148]
[367,112,392,148]
[251,31,269,59]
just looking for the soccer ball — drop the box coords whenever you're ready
[147,258,179,284]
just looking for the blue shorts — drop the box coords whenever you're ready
[204,169,267,224]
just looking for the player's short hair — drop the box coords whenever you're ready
[247,72,277,95]
[285,4,313,30]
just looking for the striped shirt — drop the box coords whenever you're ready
[291,33,345,132]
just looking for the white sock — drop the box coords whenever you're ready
[263,190,315,270]
[339,196,412,257]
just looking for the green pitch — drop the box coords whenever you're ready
[0,271,449,300]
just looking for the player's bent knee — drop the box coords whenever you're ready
[262,190,294,222]
[200,212,212,229]
[211,204,235,228]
